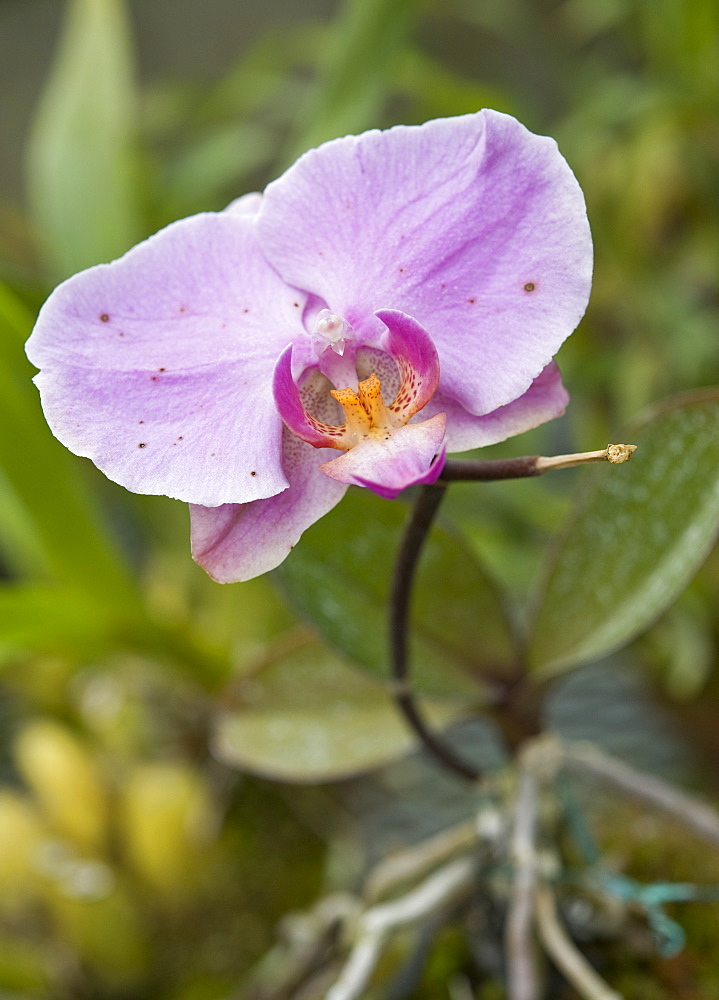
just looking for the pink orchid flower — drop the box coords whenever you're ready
[26,110,592,582]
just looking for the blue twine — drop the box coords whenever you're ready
[554,781,719,960]
[597,872,719,958]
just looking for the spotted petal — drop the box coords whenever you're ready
[257,109,591,416]
[273,344,350,450]
[375,309,439,423]
[191,430,347,582]
[26,213,308,506]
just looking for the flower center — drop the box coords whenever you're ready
[273,309,441,456]
[330,372,395,446]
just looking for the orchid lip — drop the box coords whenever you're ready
[273,310,442,453]
[272,309,447,500]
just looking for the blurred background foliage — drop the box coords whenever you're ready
[1,0,719,996]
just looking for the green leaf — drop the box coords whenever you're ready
[0,282,137,601]
[26,0,142,279]
[275,488,516,699]
[213,638,464,782]
[0,466,48,578]
[396,48,517,122]
[0,584,117,663]
[547,660,692,780]
[527,389,719,675]
[284,0,417,162]
[160,123,274,218]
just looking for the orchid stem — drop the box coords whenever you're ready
[389,483,481,782]
[388,444,637,779]
[441,444,636,483]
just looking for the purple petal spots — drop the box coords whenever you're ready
[273,345,351,451]
[27,213,307,506]
[191,429,346,582]
[375,310,440,422]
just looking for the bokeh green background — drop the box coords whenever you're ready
[1,0,719,997]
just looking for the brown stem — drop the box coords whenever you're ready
[441,456,542,482]
[388,443,637,777]
[389,483,481,782]
[441,444,636,483]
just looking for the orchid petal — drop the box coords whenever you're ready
[375,309,439,423]
[425,362,570,452]
[34,360,288,507]
[272,345,349,450]
[257,110,591,415]
[319,412,447,499]
[191,430,347,583]
[27,213,308,505]
[224,191,262,216]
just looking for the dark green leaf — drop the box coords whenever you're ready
[528,389,719,674]
[275,488,516,699]
[545,659,692,781]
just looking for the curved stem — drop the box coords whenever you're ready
[389,483,481,782]
[388,440,637,778]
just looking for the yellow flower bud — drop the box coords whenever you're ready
[119,762,215,895]
[13,720,108,853]
[0,791,45,905]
